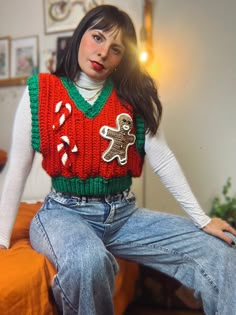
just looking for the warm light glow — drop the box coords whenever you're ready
[139,0,153,67]
[139,50,149,64]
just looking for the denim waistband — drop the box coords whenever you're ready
[51,189,130,203]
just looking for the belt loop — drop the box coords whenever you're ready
[81,196,87,203]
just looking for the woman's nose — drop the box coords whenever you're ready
[97,45,109,59]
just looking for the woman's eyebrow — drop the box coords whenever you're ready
[95,30,125,49]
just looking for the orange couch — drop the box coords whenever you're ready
[0,149,7,172]
[0,202,139,315]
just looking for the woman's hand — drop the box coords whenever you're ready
[0,244,7,250]
[203,217,236,246]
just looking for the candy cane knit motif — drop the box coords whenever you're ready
[57,136,78,168]
[52,101,72,130]
[53,101,78,168]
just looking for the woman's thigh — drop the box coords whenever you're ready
[107,208,236,288]
[29,196,119,314]
[29,196,118,273]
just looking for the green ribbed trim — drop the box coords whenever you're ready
[27,75,40,151]
[135,115,145,156]
[52,174,132,195]
[61,77,113,119]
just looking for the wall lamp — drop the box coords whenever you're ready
[139,0,153,66]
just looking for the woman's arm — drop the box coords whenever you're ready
[145,129,236,244]
[0,87,35,248]
[145,129,211,227]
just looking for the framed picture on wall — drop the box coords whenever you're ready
[0,37,10,80]
[44,0,84,33]
[43,0,104,34]
[10,36,39,79]
[56,36,71,64]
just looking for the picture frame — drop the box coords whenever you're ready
[10,36,39,79]
[44,0,85,34]
[43,0,104,34]
[56,36,71,64]
[0,37,10,80]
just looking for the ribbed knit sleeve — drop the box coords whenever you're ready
[27,75,40,151]
[135,115,145,156]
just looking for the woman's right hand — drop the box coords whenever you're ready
[0,244,7,250]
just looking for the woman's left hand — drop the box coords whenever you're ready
[203,217,236,246]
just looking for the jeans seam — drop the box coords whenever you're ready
[53,275,78,313]
[34,213,60,270]
[35,214,79,311]
[112,241,219,292]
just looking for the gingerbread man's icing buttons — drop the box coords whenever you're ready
[100,113,136,165]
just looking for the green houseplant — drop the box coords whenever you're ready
[210,177,236,228]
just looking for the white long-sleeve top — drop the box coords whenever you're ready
[0,75,211,248]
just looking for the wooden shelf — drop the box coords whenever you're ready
[0,77,28,87]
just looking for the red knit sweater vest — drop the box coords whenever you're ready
[28,73,145,195]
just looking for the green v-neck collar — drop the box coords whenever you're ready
[61,77,113,118]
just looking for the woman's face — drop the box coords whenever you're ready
[78,27,125,80]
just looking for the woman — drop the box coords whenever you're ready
[0,4,236,315]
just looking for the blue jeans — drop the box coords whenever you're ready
[29,191,236,315]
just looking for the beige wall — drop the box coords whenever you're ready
[0,0,236,215]
[145,0,236,215]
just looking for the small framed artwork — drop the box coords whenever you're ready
[43,0,104,34]
[10,36,39,79]
[0,37,10,80]
[56,36,71,64]
[44,0,85,34]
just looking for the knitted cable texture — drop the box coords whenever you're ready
[28,75,40,150]
[28,73,145,195]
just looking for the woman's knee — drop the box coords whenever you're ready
[59,247,118,283]
[53,248,117,313]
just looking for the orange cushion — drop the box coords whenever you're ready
[0,202,139,315]
[0,202,58,315]
[0,149,7,165]
[0,149,7,172]
[113,258,139,315]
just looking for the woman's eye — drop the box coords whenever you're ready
[93,35,102,42]
[112,47,122,55]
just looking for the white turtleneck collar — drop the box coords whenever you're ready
[76,72,105,90]
[74,73,106,105]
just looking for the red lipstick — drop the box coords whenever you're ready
[90,61,104,71]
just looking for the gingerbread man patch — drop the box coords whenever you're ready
[100,113,136,165]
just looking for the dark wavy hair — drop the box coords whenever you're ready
[53,4,162,135]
